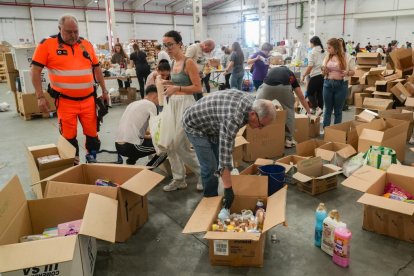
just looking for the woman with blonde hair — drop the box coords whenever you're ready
[321,38,355,128]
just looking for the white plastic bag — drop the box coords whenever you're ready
[149,101,175,154]
[0,102,10,112]
[149,112,162,154]
[342,153,365,177]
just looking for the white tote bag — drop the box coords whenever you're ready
[149,100,175,154]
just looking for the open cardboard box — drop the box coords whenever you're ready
[242,109,287,162]
[362,97,393,111]
[296,139,328,157]
[233,127,249,167]
[323,120,362,150]
[182,176,287,267]
[315,142,357,167]
[356,118,409,161]
[38,164,164,242]
[356,52,382,67]
[391,82,412,103]
[0,176,117,276]
[342,165,414,242]
[27,136,76,198]
[293,157,342,196]
[354,92,373,108]
[378,109,414,141]
[276,155,309,172]
[390,48,413,76]
[361,68,385,86]
[355,109,379,123]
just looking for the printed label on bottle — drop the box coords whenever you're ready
[334,236,349,258]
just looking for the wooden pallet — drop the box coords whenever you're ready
[19,111,57,121]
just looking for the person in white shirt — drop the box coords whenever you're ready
[155,45,171,65]
[115,85,167,166]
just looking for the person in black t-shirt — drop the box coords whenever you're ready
[130,43,151,99]
[256,66,311,148]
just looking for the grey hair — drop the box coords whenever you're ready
[58,14,78,27]
[252,99,276,121]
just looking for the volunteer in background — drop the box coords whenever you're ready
[247,42,274,90]
[185,39,216,100]
[301,36,325,114]
[257,66,311,148]
[321,38,355,128]
[111,42,130,89]
[31,14,108,164]
[161,30,203,192]
[221,46,231,89]
[183,90,276,208]
[339,38,356,111]
[145,59,171,88]
[155,44,171,65]
[115,84,167,167]
[365,42,372,52]
[130,43,151,99]
[224,42,244,90]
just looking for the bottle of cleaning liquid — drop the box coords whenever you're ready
[321,210,346,256]
[315,203,328,247]
[333,227,352,267]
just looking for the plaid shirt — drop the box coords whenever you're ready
[183,90,254,171]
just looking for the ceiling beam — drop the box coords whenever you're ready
[207,0,239,11]
[171,0,188,12]
[132,0,148,10]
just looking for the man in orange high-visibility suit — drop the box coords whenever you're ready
[31,14,109,164]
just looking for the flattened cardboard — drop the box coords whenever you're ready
[296,139,328,157]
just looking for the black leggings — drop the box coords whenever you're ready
[115,139,167,166]
[307,74,324,109]
[117,79,130,89]
[202,73,211,93]
[136,71,150,99]
[225,73,231,89]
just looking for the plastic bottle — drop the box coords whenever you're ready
[321,210,346,256]
[155,75,164,106]
[315,203,328,247]
[333,227,352,267]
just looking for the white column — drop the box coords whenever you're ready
[308,0,318,40]
[29,7,37,44]
[104,0,117,51]
[192,0,203,41]
[85,10,91,40]
[173,14,177,30]
[132,13,137,39]
[258,0,268,45]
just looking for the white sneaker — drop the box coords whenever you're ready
[163,180,187,192]
[285,138,297,148]
[409,137,414,145]
[196,183,204,191]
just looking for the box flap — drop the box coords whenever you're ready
[293,172,313,182]
[357,193,414,216]
[182,197,222,234]
[355,109,378,123]
[375,80,387,85]
[356,118,386,136]
[342,166,385,192]
[337,144,357,159]
[237,126,246,137]
[405,97,414,107]
[262,186,287,233]
[315,170,342,179]
[254,158,274,166]
[297,157,323,177]
[363,98,393,110]
[372,91,392,97]
[44,181,118,200]
[203,231,261,241]
[234,136,249,147]
[387,164,414,178]
[315,147,335,162]
[232,175,268,197]
[0,236,77,273]
[79,193,118,243]
[57,136,76,159]
[324,164,343,172]
[121,169,165,196]
[359,128,385,143]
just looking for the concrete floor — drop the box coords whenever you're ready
[1,81,414,276]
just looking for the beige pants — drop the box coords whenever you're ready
[166,95,201,181]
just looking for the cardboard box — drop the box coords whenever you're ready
[315,142,356,167]
[27,136,76,197]
[375,80,388,92]
[349,76,360,85]
[309,115,320,138]
[356,118,409,161]
[182,176,287,267]
[378,109,414,141]
[11,46,35,71]
[240,158,292,188]
[275,155,308,170]
[362,68,385,86]
[362,97,393,110]
[342,165,414,243]
[233,127,249,167]
[405,97,414,108]
[293,157,342,195]
[348,84,365,105]
[354,92,372,108]
[404,82,414,95]
[355,109,379,123]
[324,120,362,150]
[17,92,56,115]
[357,52,382,66]
[294,114,309,143]
[0,52,17,73]
[20,69,50,93]
[119,87,137,105]
[390,48,413,75]
[372,91,393,99]
[391,82,412,103]
[0,176,118,276]
[296,139,328,157]
[41,164,165,242]
[242,110,287,161]
[5,71,18,92]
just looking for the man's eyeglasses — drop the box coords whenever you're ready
[254,111,265,128]
[162,43,177,49]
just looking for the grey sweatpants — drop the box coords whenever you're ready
[256,83,295,139]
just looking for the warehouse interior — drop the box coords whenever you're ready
[1,0,414,275]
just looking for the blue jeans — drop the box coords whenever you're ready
[230,71,244,90]
[186,132,219,197]
[253,80,263,91]
[322,79,348,127]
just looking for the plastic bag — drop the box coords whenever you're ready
[0,102,10,112]
[363,146,398,171]
[342,152,365,177]
[148,112,162,154]
[149,101,174,154]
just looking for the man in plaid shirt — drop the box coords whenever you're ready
[183,90,276,209]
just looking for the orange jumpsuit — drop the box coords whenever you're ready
[32,33,101,155]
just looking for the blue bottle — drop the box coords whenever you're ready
[315,203,327,247]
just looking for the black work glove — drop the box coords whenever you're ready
[223,187,234,210]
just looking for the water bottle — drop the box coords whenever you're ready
[315,203,327,247]
[333,227,352,267]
